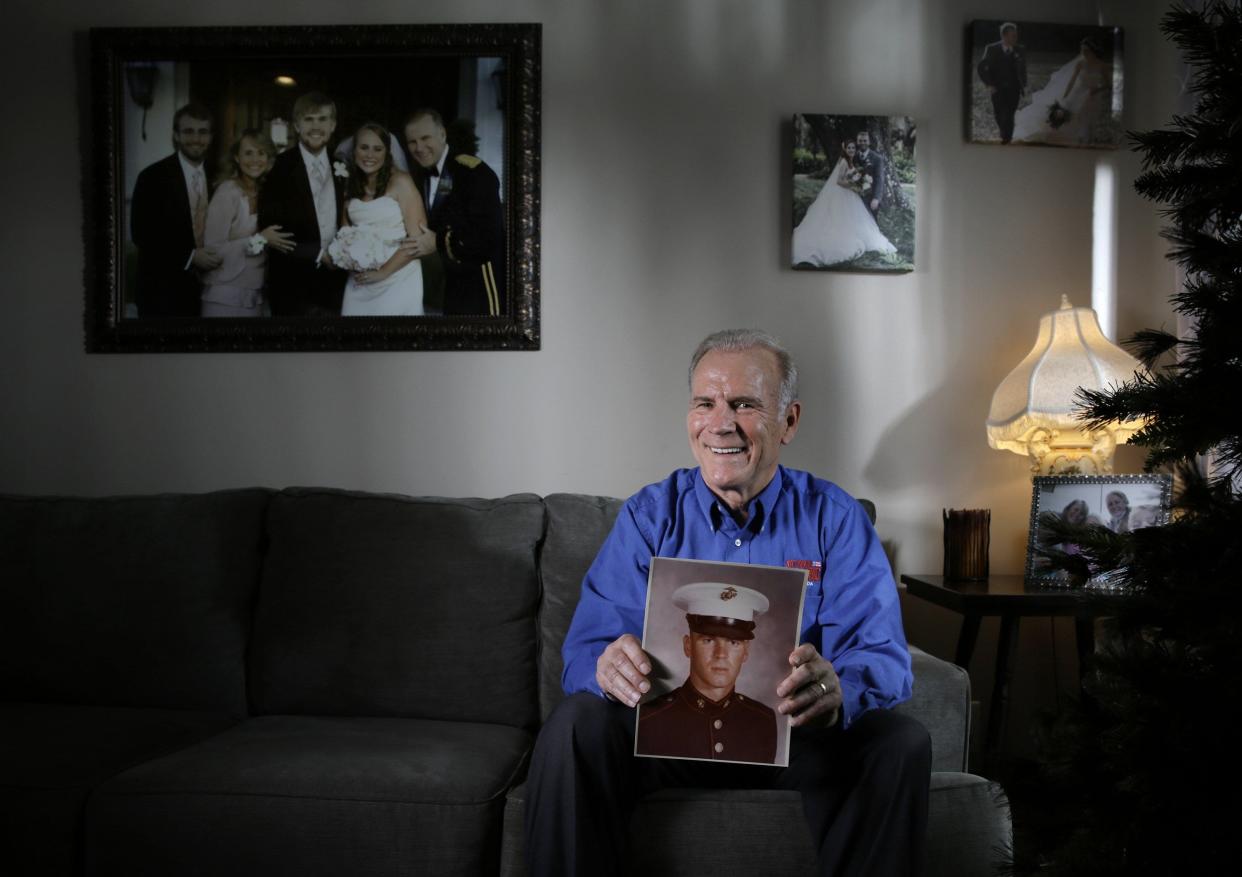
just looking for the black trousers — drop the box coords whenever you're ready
[991,88,1021,143]
[524,692,930,876]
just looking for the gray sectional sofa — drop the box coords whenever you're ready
[1,487,1009,875]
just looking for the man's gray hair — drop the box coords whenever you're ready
[1000,22,1018,36]
[688,329,799,412]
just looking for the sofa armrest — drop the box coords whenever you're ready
[897,646,970,773]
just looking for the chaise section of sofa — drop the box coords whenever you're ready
[0,490,272,876]
[84,489,546,877]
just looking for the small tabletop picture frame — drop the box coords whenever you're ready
[1024,474,1173,588]
[634,557,807,768]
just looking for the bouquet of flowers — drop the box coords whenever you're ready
[1047,101,1072,130]
[836,165,873,196]
[327,225,399,272]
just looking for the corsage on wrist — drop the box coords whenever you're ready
[247,233,266,255]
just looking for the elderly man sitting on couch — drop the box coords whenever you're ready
[524,328,931,876]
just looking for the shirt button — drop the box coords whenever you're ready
[714,742,724,754]
[734,538,742,547]
[713,719,723,730]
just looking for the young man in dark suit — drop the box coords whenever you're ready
[130,103,221,318]
[399,109,506,317]
[258,92,347,316]
[855,130,887,215]
[977,22,1027,144]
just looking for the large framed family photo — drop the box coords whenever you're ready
[791,113,915,273]
[967,19,1124,149]
[1025,474,1172,588]
[85,24,541,352]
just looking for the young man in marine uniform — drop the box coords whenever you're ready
[636,582,777,763]
[398,109,506,317]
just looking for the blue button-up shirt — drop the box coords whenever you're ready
[561,466,912,728]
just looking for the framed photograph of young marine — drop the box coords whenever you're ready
[791,113,916,273]
[967,19,1124,148]
[85,24,541,352]
[634,557,807,767]
[1025,474,1172,588]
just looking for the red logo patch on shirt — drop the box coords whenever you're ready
[785,559,822,582]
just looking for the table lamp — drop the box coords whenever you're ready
[986,295,1143,474]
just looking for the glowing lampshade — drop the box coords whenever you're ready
[986,295,1143,474]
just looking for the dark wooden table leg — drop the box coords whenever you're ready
[954,613,981,670]
[986,615,1021,763]
[1074,615,1096,681]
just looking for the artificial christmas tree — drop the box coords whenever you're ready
[1015,3,1242,873]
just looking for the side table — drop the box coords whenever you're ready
[900,574,1100,763]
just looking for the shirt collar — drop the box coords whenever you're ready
[693,466,785,532]
[177,152,204,180]
[299,142,328,171]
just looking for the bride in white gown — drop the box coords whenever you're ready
[1013,39,1112,146]
[330,122,426,316]
[792,140,896,268]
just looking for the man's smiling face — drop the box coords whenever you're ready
[687,348,799,514]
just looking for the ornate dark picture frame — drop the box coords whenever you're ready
[86,23,540,352]
[1024,474,1172,587]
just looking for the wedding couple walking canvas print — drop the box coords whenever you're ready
[791,114,915,272]
[969,20,1124,149]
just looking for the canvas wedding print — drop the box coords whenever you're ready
[792,114,915,272]
[967,19,1124,148]
[635,557,807,767]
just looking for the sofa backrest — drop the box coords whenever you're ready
[249,488,544,729]
[0,489,271,715]
[537,494,625,721]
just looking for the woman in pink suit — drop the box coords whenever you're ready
[200,130,294,317]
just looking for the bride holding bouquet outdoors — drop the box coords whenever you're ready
[329,122,426,316]
[791,113,916,272]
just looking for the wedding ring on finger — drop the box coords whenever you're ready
[817,681,828,698]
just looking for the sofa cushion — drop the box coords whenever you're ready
[86,715,532,877]
[925,772,1012,877]
[500,771,1011,877]
[0,702,237,876]
[250,489,544,727]
[0,490,271,714]
[538,494,624,720]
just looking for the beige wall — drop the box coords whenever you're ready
[0,0,1179,758]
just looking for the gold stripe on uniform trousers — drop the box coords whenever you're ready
[482,261,500,316]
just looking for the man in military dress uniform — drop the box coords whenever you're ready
[399,109,506,317]
[637,582,777,763]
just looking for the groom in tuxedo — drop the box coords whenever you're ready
[855,131,886,216]
[259,91,347,316]
[977,22,1027,144]
[130,103,222,318]
[399,109,506,317]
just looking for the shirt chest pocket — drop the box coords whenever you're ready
[802,579,825,627]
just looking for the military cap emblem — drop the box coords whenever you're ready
[671,582,771,641]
